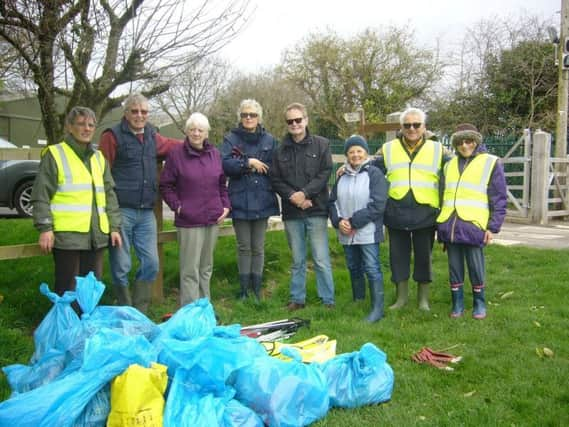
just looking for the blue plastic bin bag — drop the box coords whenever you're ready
[153,298,216,346]
[317,342,394,408]
[0,328,157,427]
[72,385,110,427]
[2,348,67,395]
[164,368,263,427]
[31,283,80,363]
[231,355,330,427]
[158,334,267,383]
[75,272,105,317]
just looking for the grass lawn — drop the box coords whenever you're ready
[0,217,568,426]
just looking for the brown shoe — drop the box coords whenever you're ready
[324,303,335,309]
[287,302,305,311]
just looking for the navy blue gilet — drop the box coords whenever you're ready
[107,120,158,209]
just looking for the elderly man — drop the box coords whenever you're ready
[374,107,452,311]
[99,93,181,313]
[32,107,122,302]
[270,102,335,310]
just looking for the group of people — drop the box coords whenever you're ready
[31,95,507,323]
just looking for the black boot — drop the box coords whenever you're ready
[238,274,250,300]
[114,284,132,306]
[251,274,263,302]
[350,273,366,301]
[132,281,153,314]
[366,279,384,323]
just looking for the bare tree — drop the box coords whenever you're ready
[0,0,251,144]
[154,55,235,133]
[280,28,443,138]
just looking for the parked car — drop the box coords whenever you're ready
[0,137,39,217]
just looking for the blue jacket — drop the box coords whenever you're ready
[221,125,279,220]
[329,161,388,245]
[436,144,507,247]
[106,119,158,209]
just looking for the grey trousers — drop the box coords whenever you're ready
[177,225,219,306]
[233,218,268,276]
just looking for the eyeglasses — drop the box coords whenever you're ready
[403,122,422,129]
[240,112,258,119]
[455,140,476,147]
[286,117,303,125]
[130,109,149,115]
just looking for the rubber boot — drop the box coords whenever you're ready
[238,274,250,300]
[450,284,464,318]
[472,285,486,319]
[389,280,409,309]
[417,282,430,311]
[251,274,263,302]
[350,273,366,301]
[114,284,132,306]
[132,281,153,314]
[365,279,384,323]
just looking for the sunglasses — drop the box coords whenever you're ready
[455,140,476,146]
[130,109,149,115]
[240,112,258,119]
[286,117,303,125]
[403,122,422,129]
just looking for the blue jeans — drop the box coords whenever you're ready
[109,208,159,286]
[343,243,383,285]
[284,216,335,305]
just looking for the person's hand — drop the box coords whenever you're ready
[336,165,346,179]
[289,191,306,207]
[217,207,230,224]
[483,230,494,245]
[300,199,313,210]
[39,231,55,254]
[249,158,269,174]
[339,219,353,236]
[177,206,181,215]
[110,231,122,248]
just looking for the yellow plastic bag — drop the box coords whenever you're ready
[107,362,168,427]
[263,335,337,363]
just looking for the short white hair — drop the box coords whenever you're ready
[185,112,211,132]
[400,107,426,125]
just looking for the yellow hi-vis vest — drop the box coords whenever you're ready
[47,142,109,233]
[436,153,498,230]
[383,138,442,208]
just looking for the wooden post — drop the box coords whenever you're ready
[385,112,401,144]
[153,160,164,302]
[530,131,552,225]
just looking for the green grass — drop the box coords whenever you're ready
[1,217,568,426]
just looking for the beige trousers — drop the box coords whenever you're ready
[177,225,219,306]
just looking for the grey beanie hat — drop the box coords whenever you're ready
[344,134,369,154]
[451,123,482,147]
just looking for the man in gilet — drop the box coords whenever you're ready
[99,93,181,313]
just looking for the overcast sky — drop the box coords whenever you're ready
[220,0,561,72]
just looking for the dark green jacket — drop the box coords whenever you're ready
[31,136,121,250]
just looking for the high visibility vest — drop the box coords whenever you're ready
[383,138,442,208]
[47,142,109,233]
[437,153,498,230]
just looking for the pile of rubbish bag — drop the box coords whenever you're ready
[0,272,395,427]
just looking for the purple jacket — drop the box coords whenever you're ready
[160,138,230,228]
[436,144,507,247]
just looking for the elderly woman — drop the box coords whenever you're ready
[221,99,279,301]
[329,135,388,322]
[160,112,230,306]
[436,124,507,319]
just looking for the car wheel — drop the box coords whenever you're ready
[14,180,34,217]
